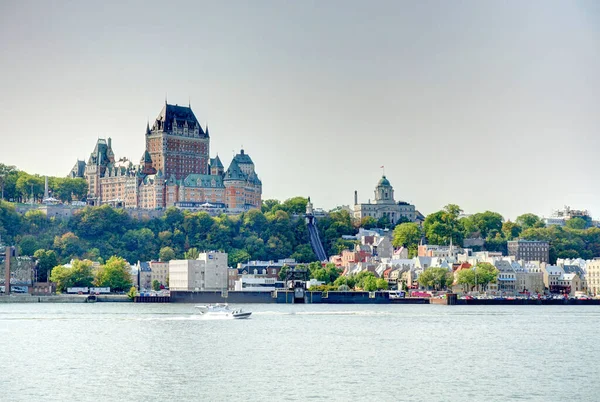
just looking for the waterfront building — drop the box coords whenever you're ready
[494,260,517,294]
[543,265,565,294]
[233,274,285,291]
[169,251,228,291]
[69,103,262,212]
[149,261,169,288]
[237,259,300,277]
[516,261,545,294]
[353,176,417,224]
[586,258,600,295]
[507,240,549,263]
[133,261,152,290]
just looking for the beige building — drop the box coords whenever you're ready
[516,262,545,294]
[587,259,600,296]
[150,261,169,288]
[169,252,228,291]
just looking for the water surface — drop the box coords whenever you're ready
[1,303,598,401]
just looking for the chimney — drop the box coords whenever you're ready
[354,190,358,205]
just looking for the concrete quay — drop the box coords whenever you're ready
[0,294,131,303]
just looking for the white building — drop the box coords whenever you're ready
[169,251,228,291]
[586,259,600,295]
[353,176,417,224]
[234,275,284,291]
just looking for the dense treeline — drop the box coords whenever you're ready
[2,165,599,280]
[0,196,360,281]
[0,163,87,203]
[392,204,600,261]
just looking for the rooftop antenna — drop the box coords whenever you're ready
[165,93,168,104]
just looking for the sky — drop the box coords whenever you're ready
[0,0,598,220]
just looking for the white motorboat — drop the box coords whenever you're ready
[194,304,252,319]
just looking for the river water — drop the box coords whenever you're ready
[1,303,599,402]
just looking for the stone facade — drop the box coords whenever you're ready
[507,240,550,263]
[69,103,262,212]
[353,176,417,224]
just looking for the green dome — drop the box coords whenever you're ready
[377,176,391,187]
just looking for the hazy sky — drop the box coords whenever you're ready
[0,0,598,219]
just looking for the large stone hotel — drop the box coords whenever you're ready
[69,102,262,212]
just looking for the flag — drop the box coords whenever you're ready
[380,165,384,168]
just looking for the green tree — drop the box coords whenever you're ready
[261,199,281,214]
[53,232,85,259]
[359,216,377,229]
[127,286,137,299]
[516,213,545,229]
[279,197,308,215]
[363,276,378,291]
[354,271,376,290]
[418,267,454,291]
[49,259,95,293]
[475,262,498,291]
[423,205,464,246]
[34,249,59,282]
[18,235,38,256]
[465,211,504,238]
[94,256,132,292]
[0,200,21,242]
[290,244,317,263]
[502,221,522,240]
[566,217,586,230]
[456,269,475,292]
[375,278,389,290]
[0,164,18,201]
[392,222,422,256]
[152,279,161,291]
[15,173,44,202]
[184,247,200,260]
[278,265,290,281]
[159,246,176,262]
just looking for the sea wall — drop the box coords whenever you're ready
[170,290,431,304]
[0,295,88,303]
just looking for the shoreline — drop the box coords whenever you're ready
[1,293,599,305]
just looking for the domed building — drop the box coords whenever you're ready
[353,175,417,224]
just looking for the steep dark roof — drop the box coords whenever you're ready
[224,159,245,181]
[233,149,253,165]
[142,150,153,163]
[210,155,224,169]
[153,103,207,137]
[88,139,111,166]
[69,160,86,178]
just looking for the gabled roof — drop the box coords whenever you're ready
[224,159,246,181]
[154,103,207,136]
[210,155,224,169]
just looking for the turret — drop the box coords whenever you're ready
[305,196,314,225]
